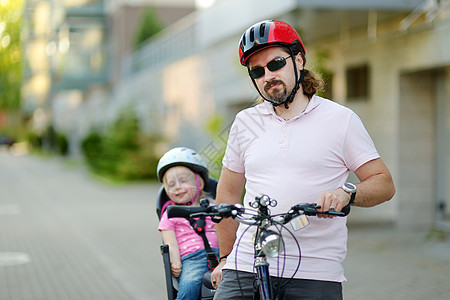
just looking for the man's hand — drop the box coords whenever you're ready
[210,259,226,289]
[316,188,351,218]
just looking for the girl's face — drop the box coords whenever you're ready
[163,166,203,205]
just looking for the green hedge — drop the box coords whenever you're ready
[25,125,69,156]
[81,112,162,181]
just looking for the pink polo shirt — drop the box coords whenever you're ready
[159,209,219,258]
[222,95,379,282]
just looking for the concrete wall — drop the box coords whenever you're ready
[436,67,450,230]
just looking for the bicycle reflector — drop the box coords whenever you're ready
[259,230,284,257]
[290,214,309,231]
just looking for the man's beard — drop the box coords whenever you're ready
[264,79,288,105]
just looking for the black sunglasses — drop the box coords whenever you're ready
[248,56,291,79]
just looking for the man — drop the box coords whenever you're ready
[211,20,395,299]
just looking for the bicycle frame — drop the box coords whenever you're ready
[252,196,275,300]
[255,256,272,299]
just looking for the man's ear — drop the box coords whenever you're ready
[295,53,304,69]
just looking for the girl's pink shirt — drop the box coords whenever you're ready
[222,95,380,282]
[159,210,219,258]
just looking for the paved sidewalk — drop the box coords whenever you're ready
[344,224,450,300]
[1,150,449,299]
[0,150,166,300]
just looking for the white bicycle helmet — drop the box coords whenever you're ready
[157,147,209,186]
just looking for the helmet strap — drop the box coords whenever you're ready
[282,68,305,109]
[283,47,299,109]
[191,173,203,204]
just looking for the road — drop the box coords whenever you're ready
[0,149,165,300]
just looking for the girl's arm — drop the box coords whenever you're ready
[161,230,182,278]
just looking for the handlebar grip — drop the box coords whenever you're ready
[292,203,349,217]
[340,203,351,216]
[167,206,208,219]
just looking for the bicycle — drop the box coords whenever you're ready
[168,194,349,300]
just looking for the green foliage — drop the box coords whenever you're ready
[26,130,43,149]
[203,114,226,179]
[81,131,104,170]
[25,125,69,156]
[313,47,333,99]
[55,132,69,156]
[81,111,162,181]
[0,0,24,111]
[205,114,223,137]
[133,7,163,49]
[425,228,449,242]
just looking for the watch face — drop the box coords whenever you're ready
[343,182,357,193]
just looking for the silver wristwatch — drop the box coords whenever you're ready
[341,182,357,205]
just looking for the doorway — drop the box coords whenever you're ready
[399,67,450,229]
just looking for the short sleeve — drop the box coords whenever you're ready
[158,210,175,231]
[343,113,380,171]
[222,116,245,173]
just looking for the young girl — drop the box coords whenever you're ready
[157,147,219,300]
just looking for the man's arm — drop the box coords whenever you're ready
[317,158,395,214]
[352,157,395,207]
[210,166,245,288]
[215,166,245,256]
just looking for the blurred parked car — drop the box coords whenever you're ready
[0,135,15,148]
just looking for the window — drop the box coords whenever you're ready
[346,64,369,101]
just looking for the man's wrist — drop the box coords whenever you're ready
[219,254,228,262]
[340,182,357,205]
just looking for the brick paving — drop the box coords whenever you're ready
[1,148,449,300]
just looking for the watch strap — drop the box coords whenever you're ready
[341,182,357,205]
[349,191,356,205]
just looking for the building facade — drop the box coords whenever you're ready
[22,0,195,153]
[23,0,450,229]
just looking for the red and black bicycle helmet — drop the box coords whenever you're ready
[239,20,306,66]
[238,20,307,109]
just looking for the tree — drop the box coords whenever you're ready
[133,6,163,49]
[0,0,23,111]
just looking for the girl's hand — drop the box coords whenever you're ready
[171,260,182,278]
[161,230,183,277]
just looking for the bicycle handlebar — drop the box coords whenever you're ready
[167,205,209,219]
[166,195,350,300]
[167,195,349,225]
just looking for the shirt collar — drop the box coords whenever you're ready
[257,95,322,119]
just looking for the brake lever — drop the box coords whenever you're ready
[190,212,210,218]
[314,204,347,217]
[323,210,346,216]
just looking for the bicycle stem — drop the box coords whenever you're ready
[252,195,278,299]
